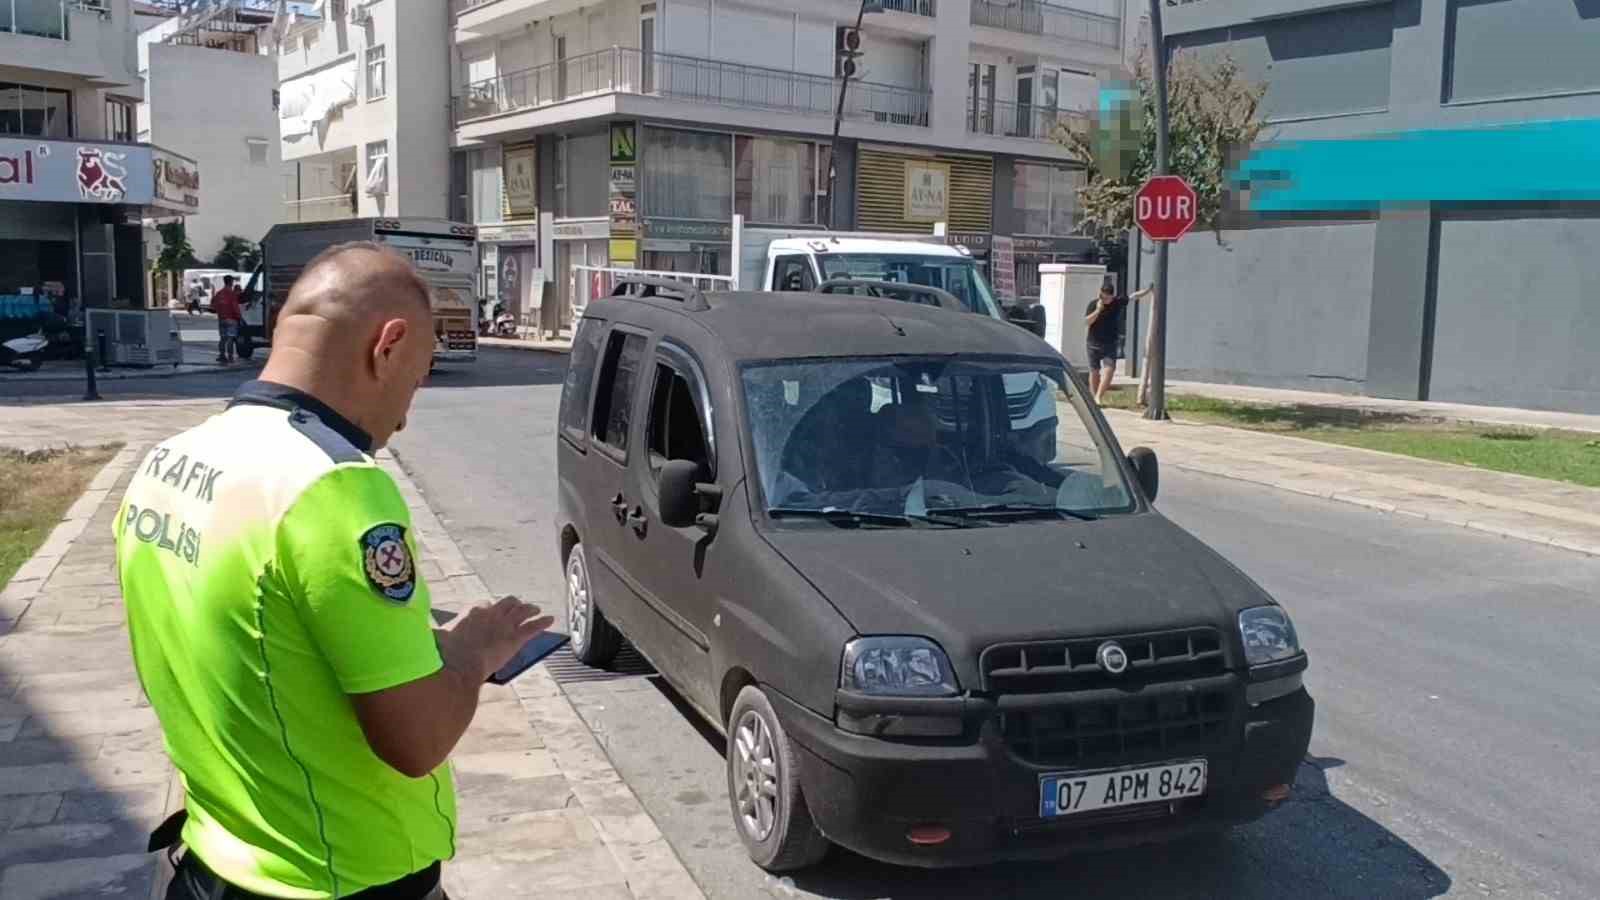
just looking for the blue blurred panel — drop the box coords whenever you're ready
[1230,118,1600,212]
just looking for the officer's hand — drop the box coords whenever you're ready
[439,595,553,683]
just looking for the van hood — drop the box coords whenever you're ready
[764,512,1269,685]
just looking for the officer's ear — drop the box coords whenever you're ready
[371,317,410,376]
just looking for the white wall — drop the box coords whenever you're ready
[279,0,449,217]
[145,43,281,257]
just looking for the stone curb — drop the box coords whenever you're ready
[477,337,572,355]
[374,450,707,900]
[0,444,143,632]
[0,362,255,385]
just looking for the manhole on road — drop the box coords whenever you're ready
[543,642,655,684]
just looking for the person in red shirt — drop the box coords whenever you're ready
[211,275,244,364]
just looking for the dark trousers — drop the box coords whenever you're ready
[165,852,447,900]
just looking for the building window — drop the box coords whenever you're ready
[365,140,389,196]
[554,136,568,217]
[0,82,73,138]
[641,127,732,221]
[365,45,387,101]
[735,136,823,226]
[469,147,502,225]
[105,98,134,142]
[1013,163,1083,235]
[246,138,269,165]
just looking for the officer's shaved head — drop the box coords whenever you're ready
[261,241,437,450]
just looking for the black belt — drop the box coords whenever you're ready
[152,811,443,900]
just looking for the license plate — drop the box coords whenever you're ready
[1039,759,1207,818]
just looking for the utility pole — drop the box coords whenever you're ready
[1144,0,1171,421]
[827,0,875,230]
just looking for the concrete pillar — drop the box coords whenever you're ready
[1363,207,1435,399]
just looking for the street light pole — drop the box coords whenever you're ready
[1144,0,1171,421]
[827,0,875,230]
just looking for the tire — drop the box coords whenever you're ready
[566,542,621,667]
[727,686,831,872]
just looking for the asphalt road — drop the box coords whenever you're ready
[14,345,1597,898]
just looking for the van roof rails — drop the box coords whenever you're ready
[815,278,963,312]
[609,276,710,312]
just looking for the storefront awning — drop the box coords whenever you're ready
[0,136,200,215]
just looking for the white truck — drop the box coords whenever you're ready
[238,218,481,364]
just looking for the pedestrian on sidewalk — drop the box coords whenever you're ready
[115,242,554,900]
[211,275,244,364]
[1084,278,1154,405]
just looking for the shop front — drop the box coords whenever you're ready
[477,220,539,332]
[1002,160,1095,301]
[1,136,199,321]
[855,145,994,239]
[550,217,608,327]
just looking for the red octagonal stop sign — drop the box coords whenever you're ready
[1135,175,1198,242]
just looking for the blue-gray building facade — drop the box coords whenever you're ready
[1137,0,1600,414]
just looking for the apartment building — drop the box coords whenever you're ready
[135,1,280,261]
[276,0,450,223]
[1150,0,1600,414]
[2,0,198,309]
[446,0,1143,332]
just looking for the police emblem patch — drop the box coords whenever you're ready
[360,523,416,603]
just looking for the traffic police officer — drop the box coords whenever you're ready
[116,242,550,898]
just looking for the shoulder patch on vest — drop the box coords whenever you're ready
[360,523,415,603]
[289,409,366,464]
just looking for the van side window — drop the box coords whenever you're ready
[774,256,814,292]
[558,316,606,447]
[590,330,647,455]
[646,353,713,478]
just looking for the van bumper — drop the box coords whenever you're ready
[769,684,1313,868]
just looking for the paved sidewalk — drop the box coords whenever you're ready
[1160,380,1600,435]
[0,402,704,899]
[1104,409,1600,557]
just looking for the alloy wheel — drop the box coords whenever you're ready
[733,709,780,841]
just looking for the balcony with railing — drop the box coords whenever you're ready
[454,46,931,130]
[880,0,936,14]
[967,96,1086,143]
[2,0,74,40]
[970,0,1120,48]
[284,193,358,223]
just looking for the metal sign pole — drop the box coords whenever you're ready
[1144,0,1171,421]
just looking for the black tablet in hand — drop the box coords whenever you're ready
[487,631,571,685]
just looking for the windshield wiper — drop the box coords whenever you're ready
[768,507,984,529]
[933,503,1100,522]
[768,507,914,527]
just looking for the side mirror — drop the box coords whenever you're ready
[1006,303,1046,338]
[659,459,720,532]
[1128,447,1159,503]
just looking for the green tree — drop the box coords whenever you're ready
[212,234,262,271]
[1058,51,1267,240]
[154,222,199,274]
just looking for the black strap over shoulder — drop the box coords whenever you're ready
[148,808,188,853]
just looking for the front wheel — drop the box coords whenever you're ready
[727,686,831,872]
[566,542,621,667]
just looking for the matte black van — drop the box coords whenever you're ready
[555,281,1313,871]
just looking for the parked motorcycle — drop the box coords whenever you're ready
[493,312,517,337]
[1,331,49,371]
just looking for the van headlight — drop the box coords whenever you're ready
[1239,606,1301,667]
[840,637,959,697]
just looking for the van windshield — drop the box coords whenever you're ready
[741,357,1135,523]
[816,254,1000,319]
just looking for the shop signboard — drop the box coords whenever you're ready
[478,222,539,244]
[641,218,733,242]
[947,231,991,253]
[609,165,636,194]
[151,148,201,214]
[991,235,1017,302]
[0,137,166,206]
[609,196,638,233]
[903,160,950,223]
[504,144,538,218]
[552,218,609,240]
[500,251,521,300]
